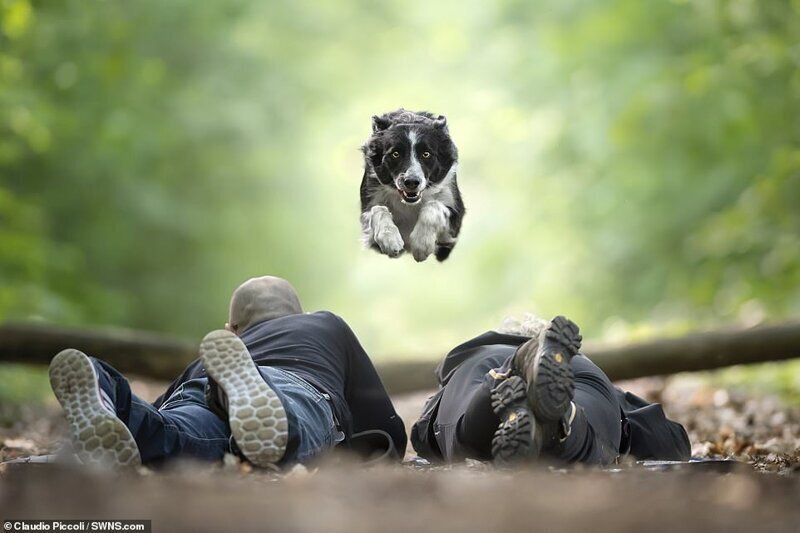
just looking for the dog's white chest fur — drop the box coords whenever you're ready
[366,167,457,243]
[367,188,421,242]
[362,173,456,261]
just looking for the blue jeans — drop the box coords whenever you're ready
[92,358,340,466]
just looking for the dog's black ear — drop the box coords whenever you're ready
[366,137,385,170]
[372,114,392,132]
[433,115,448,131]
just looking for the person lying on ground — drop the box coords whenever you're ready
[48,276,407,468]
[412,315,690,465]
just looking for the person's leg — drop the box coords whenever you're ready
[491,316,593,464]
[135,377,231,464]
[49,349,142,467]
[199,330,289,467]
[430,316,623,465]
[541,355,621,464]
[49,349,233,467]
[200,330,339,468]
[257,367,340,465]
[94,358,231,464]
[432,347,511,461]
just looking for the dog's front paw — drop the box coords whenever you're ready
[409,227,436,262]
[376,226,405,258]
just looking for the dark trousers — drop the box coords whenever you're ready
[437,351,622,464]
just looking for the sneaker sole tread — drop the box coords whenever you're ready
[49,349,141,468]
[200,330,288,467]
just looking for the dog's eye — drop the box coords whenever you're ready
[391,151,400,159]
[422,151,432,159]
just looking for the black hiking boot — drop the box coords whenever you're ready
[490,315,582,466]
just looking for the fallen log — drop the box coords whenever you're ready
[0,323,197,382]
[384,321,800,391]
[588,320,800,381]
[1,321,799,394]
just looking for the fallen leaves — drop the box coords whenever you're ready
[619,375,800,474]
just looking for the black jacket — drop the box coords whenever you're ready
[156,311,407,459]
[412,331,691,462]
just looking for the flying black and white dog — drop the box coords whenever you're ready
[360,109,465,262]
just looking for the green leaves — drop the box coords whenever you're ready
[0,0,798,355]
[1,0,32,40]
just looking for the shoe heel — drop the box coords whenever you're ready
[492,406,537,466]
[490,375,527,416]
[491,376,539,465]
[530,316,582,422]
[545,315,582,356]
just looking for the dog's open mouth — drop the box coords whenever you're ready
[399,190,421,204]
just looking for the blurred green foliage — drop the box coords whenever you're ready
[1,0,799,360]
[712,360,800,404]
[0,363,51,424]
[0,363,50,405]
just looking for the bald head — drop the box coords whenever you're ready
[227,276,302,334]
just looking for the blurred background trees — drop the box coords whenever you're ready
[1,0,799,360]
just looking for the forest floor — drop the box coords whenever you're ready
[2,374,800,532]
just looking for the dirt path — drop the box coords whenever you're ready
[2,376,800,532]
[3,461,800,532]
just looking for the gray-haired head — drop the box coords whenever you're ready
[227,276,302,334]
[496,313,549,338]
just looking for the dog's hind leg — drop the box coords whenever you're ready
[362,205,404,258]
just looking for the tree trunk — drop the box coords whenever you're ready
[1,321,799,394]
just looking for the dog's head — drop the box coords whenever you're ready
[363,109,458,205]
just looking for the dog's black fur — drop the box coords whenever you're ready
[360,109,465,262]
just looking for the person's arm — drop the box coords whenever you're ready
[336,315,408,459]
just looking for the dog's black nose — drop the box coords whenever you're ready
[403,176,421,190]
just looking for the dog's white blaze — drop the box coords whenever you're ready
[406,130,427,190]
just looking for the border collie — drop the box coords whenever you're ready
[360,109,465,262]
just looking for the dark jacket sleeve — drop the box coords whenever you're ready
[336,315,408,459]
[410,389,445,461]
[617,390,691,461]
